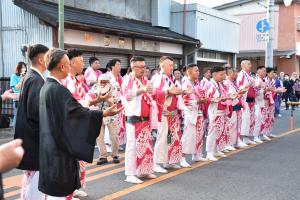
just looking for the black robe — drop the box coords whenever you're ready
[14,69,45,170]
[38,78,102,197]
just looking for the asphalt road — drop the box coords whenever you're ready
[2,108,300,200]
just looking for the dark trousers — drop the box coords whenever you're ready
[285,93,295,110]
[295,91,300,101]
[275,95,281,115]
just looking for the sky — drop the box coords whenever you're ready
[172,0,238,8]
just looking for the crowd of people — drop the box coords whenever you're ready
[0,43,292,200]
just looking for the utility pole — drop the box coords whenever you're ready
[58,0,64,49]
[265,0,274,68]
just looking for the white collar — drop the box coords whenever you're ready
[47,75,62,84]
[203,77,209,82]
[30,66,45,80]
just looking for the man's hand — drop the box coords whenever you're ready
[183,87,193,95]
[103,104,124,117]
[275,87,287,94]
[167,86,183,96]
[0,139,24,173]
[198,97,208,104]
[218,97,229,102]
[238,88,247,95]
[228,93,238,99]
[266,87,275,92]
[144,84,155,94]
[1,89,13,101]
[98,91,112,102]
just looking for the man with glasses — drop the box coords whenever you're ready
[122,56,157,184]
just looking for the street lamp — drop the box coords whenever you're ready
[283,0,292,7]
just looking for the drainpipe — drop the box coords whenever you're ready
[58,0,64,49]
[0,0,4,77]
[183,0,186,35]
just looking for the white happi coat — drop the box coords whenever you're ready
[205,79,228,153]
[223,79,241,145]
[122,75,154,176]
[181,79,205,155]
[253,76,266,136]
[151,73,184,164]
[236,70,254,137]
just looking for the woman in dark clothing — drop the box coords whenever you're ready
[283,75,295,110]
[293,79,300,101]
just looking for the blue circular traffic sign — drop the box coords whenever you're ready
[256,19,269,33]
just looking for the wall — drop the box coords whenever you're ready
[195,10,240,53]
[276,55,299,74]
[45,0,152,22]
[171,3,240,53]
[278,3,296,50]
[218,0,268,15]
[238,12,279,52]
[294,4,300,46]
[237,56,298,75]
[0,0,53,77]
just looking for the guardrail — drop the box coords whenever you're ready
[0,77,13,117]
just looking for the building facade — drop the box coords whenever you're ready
[170,2,240,73]
[216,0,300,74]
[0,0,53,77]
[6,0,199,76]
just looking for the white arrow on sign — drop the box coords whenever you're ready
[284,0,293,7]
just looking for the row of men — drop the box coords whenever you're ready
[122,59,285,184]
[13,44,284,199]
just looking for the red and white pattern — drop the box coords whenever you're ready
[84,66,102,88]
[236,111,242,141]
[118,110,126,145]
[260,106,269,135]
[213,115,228,151]
[21,171,44,200]
[79,161,86,188]
[249,105,255,136]
[43,194,73,200]
[268,104,275,134]
[167,116,182,164]
[21,171,35,200]
[62,74,89,189]
[195,116,205,153]
[62,74,94,106]
[134,121,154,175]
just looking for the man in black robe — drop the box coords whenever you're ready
[14,44,49,199]
[39,48,121,198]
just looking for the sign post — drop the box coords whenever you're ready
[256,19,269,43]
[265,0,274,68]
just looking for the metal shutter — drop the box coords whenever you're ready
[143,56,157,69]
[82,51,95,68]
